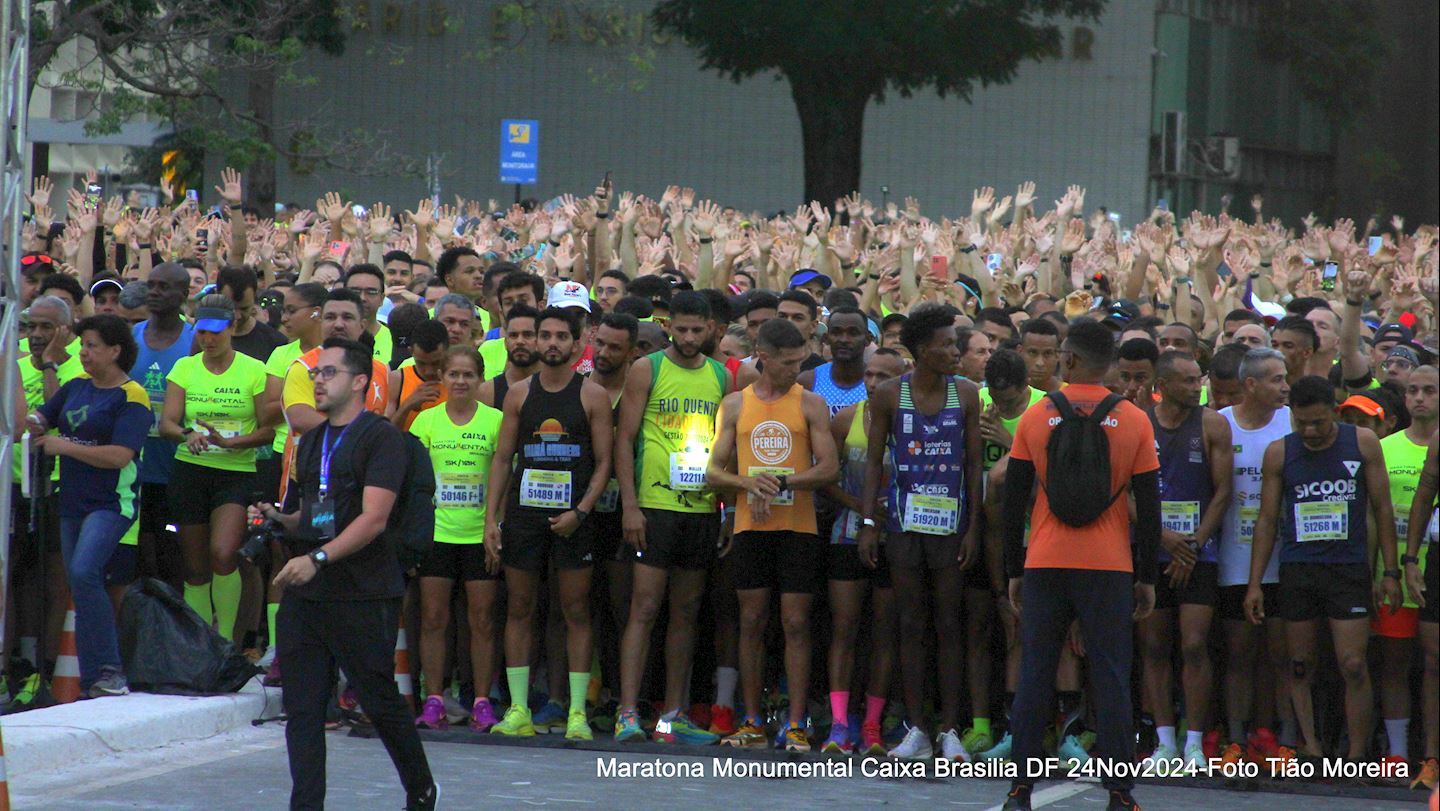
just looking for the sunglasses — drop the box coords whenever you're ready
[307,365,353,381]
[21,254,53,267]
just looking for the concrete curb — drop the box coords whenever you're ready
[0,677,282,778]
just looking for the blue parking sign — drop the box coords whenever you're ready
[500,119,538,185]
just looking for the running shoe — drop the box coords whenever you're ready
[406,781,439,811]
[979,731,1013,762]
[88,667,129,698]
[1141,743,1179,769]
[1105,789,1141,810]
[1182,742,1207,774]
[491,704,535,736]
[962,726,994,756]
[1219,742,1245,769]
[470,698,498,733]
[442,693,469,725]
[1001,784,1032,811]
[415,695,449,730]
[1379,755,1408,784]
[708,704,737,736]
[822,723,854,754]
[12,672,43,706]
[783,723,810,753]
[861,721,886,755]
[590,699,618,733]
[532,700,567,734]
[1267,745,1296,777]
[938,728,972,762]
[655,713,721,745]
[1058,734,1090,768]
[1202,729,1221,761]
[614,709,646,742]
[565,711,593,741]
[1411,757,1438,790]
[255,646,276,669]
[889,725,933,760]
[721,720,769,748]
[1245,726,1280,762]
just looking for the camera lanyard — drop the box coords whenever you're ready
[318,418,357,500]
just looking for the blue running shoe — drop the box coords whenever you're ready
[614,709,646,742]
[979,731,1013,761]
[532,700,567,734]
[1058,734,1090,767]
[823,723,854,754]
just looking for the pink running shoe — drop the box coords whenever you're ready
[470,698,499,732]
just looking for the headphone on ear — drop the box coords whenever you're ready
[309,309,320,319]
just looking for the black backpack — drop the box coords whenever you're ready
[391,433,437,572]
[1039,391,1126,527]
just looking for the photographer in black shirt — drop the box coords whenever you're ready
[252,337,437,811]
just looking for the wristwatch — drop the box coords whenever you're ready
[37,361,58,372]
[309,549,329,569]
[775,474,789,493]
[861,517,877,529]
[1382,568,1401,580]
[573,508,590,523]
[1402,555,1420,566]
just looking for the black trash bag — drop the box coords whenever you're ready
[118,578,258,695]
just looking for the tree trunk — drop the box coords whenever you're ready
[789,77,872,208]
[246,64,277,210]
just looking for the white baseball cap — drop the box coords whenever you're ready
[547,281,591,312]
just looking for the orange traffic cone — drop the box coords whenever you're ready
[52,603,81,704]
[394,620,414,712]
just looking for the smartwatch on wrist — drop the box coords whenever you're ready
[775,474,789,493]
[309,549,329,569]
[574,508,590,523]
[1382,569,1402,580]
[1402,555,1420,566]
[861,517,877,529]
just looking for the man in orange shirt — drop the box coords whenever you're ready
[998,319,1160,811]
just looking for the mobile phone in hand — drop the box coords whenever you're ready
[929,255,948,281]
[985,253,1003,273]
[196,228,209,252]
[1367,236,1382,256]
[186,189,199,203]
[86,182,102,208]
[1321,261,1338,291]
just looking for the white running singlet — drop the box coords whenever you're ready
[1217,406,1291,587]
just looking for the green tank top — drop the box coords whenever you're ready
[1380,431,1430,607]
[977,386,1045,472]
[635,351,728,513]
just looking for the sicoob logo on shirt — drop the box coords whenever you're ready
[751,420,793,465]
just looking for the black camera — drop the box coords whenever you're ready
[239,516,282,564]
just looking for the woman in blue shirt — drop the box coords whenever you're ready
[30,314,152,698]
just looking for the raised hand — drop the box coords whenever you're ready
[101,196,124,229]
[1059,218,1085,255]
[318,192,351,223]
[404,198,435,230]
[27,176,52,209]
[970,187,995,221]
[552,237,578,273]
[132,207,160,242]
[1015,181,1036,210]
[1165,245,1192,278]
[1391,215,1405,234]
[1327,218,1357,257]
[988,195,1013,228]
[368,203,394,243]
[158,175,174,205]
[435,204,458,240]
[214,167,243,206]
[692,200,720,237]
[1299,229,1330,263]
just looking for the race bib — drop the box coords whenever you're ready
[747,466,795,507]
[1396,514,1409,547]
[596,479,620,513]
[149,402,164,437]
[1238,506,1259,545]
[669,452,708,492]
[520,469,572,510]
[842,510,861,541]
[902,493,958,535]
[1162,501,1200,536]
[203,418,242,439]
[437,471,484,508]
[1295,501,1346,542]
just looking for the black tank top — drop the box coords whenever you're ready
[508,374,593,513]
[492,373,511,411]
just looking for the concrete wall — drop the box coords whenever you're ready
[256,0,1156,219]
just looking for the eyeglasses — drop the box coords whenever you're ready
[307,365,354,381]
[1383,358,1416,370]
[348,287,382,296]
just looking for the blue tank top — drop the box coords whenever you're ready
[130,320,197,485]
[1279,423,1367,564]
[811,362,867,416]
[886,374,967,536]
[1150,406,1217,563]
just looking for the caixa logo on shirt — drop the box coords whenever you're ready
[1294,479,1357,501]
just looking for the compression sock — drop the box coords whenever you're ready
[211,570,242,641]
[865,695,886,728]
[506,666,530,712]
[1385,718,1409,758]
[1185,729,1204,751]
[267,603,280,651]
[569,672,589,716]
[715,666,739,709]
[1157,725,1177,751]
[830,691,850,727]
[184,582,214,627]
[972,717,992,737]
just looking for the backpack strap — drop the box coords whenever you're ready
[1088,393,1123,423]
[1046,390,1076,420]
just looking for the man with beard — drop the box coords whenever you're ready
[477,304,541,410]
[613,291,731,745]
[485,306,613,741]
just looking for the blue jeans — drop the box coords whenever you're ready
[59,510,131,687]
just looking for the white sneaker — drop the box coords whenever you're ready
[938,728,972,762]
[442,693,469,725]
[255,646,276,669]
[888,725,934,760]
[1142,744,1181,770]
[1182,742,1208,774]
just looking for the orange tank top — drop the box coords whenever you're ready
[398,365,447,430]
[734,383,815,535]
